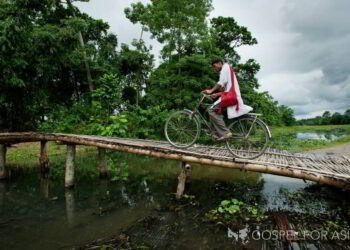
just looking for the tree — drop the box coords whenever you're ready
[118,40,154,106]
[0,0,120,131]
[125,0,213,60]
[210,17,257,63]
[145,54,215,110]
[279,105,296,126]
[322,111,331,118]
[125,1,295,126]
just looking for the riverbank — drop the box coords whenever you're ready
[306,142,350,157]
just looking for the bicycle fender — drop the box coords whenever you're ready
[247,113,272,139]
[183,108,194,114]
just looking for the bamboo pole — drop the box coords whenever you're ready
[39,141,49,174]
[0,144,6,179]
[98,148,108,178]
[65,145,76,188]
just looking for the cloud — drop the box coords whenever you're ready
[222,0,350,118]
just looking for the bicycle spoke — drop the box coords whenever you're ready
[226,117,269,159]
[165,111,200,148]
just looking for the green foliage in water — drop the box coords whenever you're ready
[205,198,267,225]
[278,187,350,234]
[108,152,130,181]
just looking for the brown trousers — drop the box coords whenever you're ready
[208,103,230,137]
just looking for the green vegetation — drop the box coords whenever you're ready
[298,110,350,125]
[1,0,296,138]
[278,187,350,234]
[204,198,267,226]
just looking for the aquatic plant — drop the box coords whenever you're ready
[204,198,267,226]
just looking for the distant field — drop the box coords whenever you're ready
[270,124,350,152]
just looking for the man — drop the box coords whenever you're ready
[203,58,253,141]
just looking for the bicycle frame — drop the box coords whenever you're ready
[184,94,215,135]
[184,93,272,139]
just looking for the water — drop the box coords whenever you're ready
[296,130,346,141]
[0,152,349,249]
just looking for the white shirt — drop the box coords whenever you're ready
[211,63,253,119]
[217,63,232,92]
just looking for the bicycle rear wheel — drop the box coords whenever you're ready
[226,116,269,159]
[164,110,201,148]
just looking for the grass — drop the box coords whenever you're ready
[7,142,97,168]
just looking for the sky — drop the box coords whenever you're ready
[75,0,350,119]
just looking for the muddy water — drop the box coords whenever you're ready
[0,153,349,249]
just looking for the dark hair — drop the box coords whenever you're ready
[211,57,223,65]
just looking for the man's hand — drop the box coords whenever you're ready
[211,92,222,98]
[202,89,213,95]
[202,84,223,95]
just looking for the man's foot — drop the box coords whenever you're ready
[211,133,220,140]
[216,132,233,141]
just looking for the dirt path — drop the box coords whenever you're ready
[306,142,350,157]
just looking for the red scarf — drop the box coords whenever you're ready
[215,65,239,115]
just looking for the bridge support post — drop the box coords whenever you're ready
[176,162,192,200]
[39,141,49,174]
[0,144,7,179]
[65,144,76,188]
[98,148,109,178]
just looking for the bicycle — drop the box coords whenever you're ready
[164,93,271,159]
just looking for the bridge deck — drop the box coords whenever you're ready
[1,132,350,189]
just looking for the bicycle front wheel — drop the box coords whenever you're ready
[226,116,269,159]
[164,110,200,148]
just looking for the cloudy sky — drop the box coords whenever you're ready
[76,0,350,119]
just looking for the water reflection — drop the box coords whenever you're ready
[262,174,309,211]
[0,181,5,210]
[297,131,345,141]
[65,190,75,227]
[40,176,49,199]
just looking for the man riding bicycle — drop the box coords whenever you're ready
[202,57,253,141]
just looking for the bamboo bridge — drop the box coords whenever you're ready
[0,132,350,191]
